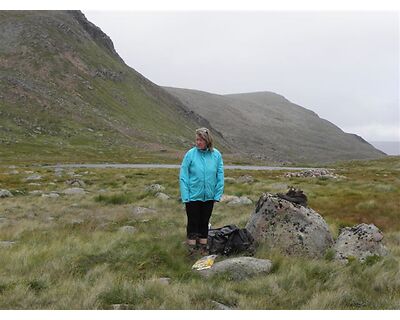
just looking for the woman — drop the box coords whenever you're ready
[179,127,224,256]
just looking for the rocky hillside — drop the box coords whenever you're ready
[0,11,386,165]
[164,87,385,163]
[0,11,229,164]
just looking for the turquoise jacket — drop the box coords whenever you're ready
[179,147,224,203]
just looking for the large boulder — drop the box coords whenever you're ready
[333,223,388,262]
[245,193,334,258]
[196,257,272,281]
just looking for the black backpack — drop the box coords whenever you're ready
[208,224,255,255]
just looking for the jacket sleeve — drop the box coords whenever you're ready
[214,153,224,201]
[179,151,191,203]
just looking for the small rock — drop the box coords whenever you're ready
[0,189,13,198]
[221,195,239,203]
[196,257,273,281]
[0,241,16,248]
[237,175,254,184]
[63,188,86,195]
[118,226,136,233]
[145,184,165,193]
[155,192,170,200]
[65,178,86,188]
[41,192,60,198]
[29,190,43,195]
[112,304,130,310]
[70,219,84,226]
[25,174,42,181]
[227,196,253,206]
[131,206,157,215]
[211,300,233,310]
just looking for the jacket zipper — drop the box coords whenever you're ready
[203,152,206,201]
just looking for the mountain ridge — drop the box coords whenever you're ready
[0,10,386,165]
[0,10,231,164]
[164,86,385,163]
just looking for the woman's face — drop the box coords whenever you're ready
[195,135,207,150]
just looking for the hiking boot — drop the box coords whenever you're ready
[186,244,198,257]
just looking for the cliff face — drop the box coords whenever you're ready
[67,11,123,61]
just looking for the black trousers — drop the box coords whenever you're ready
[185,200,214,239]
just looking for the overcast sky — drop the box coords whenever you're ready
[83,10,399,149]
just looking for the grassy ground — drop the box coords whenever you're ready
[0,156,399,309]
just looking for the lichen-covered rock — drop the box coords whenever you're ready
[145,184,165,193]
[227,196,253,206]
[0,189,13,198]
[196,257,272,281]
[131,206,157,216]
[245,193,334,258]
[237,175,254,184]
[221,195,252,206]
[25,174,42,181]
[65,178,86,187]
[333,223,388,262]
[221,195,239,203]
[155,192,170,200]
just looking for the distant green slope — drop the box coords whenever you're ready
[0,11,230,164]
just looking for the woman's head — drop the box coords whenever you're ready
[195,127,213,151]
